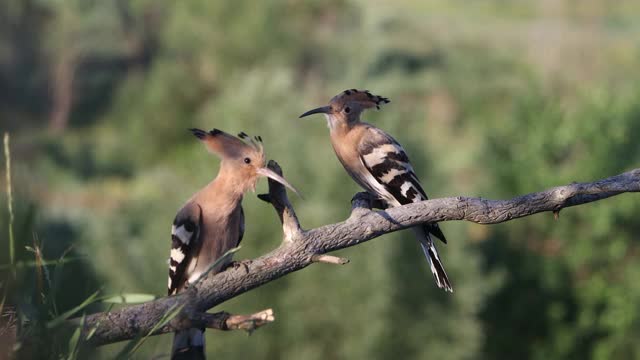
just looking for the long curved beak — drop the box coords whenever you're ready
[299,106,331,118]
[256,167,302,197]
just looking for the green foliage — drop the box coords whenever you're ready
[478,81,640,360]
[2,0,640,359]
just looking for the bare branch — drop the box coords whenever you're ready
[78,307,273,346]
[184,308,274,333]
[224,309,275,333]
[73,166,640,346]
[259,160,302,242]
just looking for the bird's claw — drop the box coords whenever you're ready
[226,260,251,274]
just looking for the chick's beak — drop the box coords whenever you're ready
[256,167,302,197]
[299,106,331,118]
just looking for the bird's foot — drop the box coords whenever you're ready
[351,192,388,210]
[370,196,388,210]
[225,260,251,274]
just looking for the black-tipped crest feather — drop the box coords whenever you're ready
[189,128,207,139]
[330,89,391,111]
[189,128,222,139]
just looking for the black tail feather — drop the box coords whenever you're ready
[425,223,447,244]
[415,229,453,292]
[172,347,205,360]
[172,328,205,360]
[427,247,453,292]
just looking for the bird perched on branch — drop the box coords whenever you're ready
[300,89,453,292]
[169,128,298,359]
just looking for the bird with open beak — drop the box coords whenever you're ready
[300,89,453,292]
[169,128,299,359]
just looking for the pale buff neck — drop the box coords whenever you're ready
[200,162,249,204]
[328,114,359,138]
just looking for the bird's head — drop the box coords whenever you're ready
[299,89,390,130]
[189,128,299,196]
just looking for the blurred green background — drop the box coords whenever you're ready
[1,0,640,358]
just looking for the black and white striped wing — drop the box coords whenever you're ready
[168,203,203,295]
[358,127,447,243]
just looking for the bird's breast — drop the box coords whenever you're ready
[194,202,242,273]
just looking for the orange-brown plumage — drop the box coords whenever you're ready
[169,128,298,358]
[300,89,453,292]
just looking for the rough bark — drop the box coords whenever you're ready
[73,164,640,346]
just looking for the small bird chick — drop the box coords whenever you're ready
[300,89,453,292]
[169,128,299,359]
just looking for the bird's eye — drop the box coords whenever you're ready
[344,106,351,114]
[244,157,251,164]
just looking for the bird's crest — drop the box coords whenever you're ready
[237,131,264,155]
[189,128,264,160]
[330,89,390,111]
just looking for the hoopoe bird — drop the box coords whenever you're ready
[300,89,453,292]
[169,128,298,359]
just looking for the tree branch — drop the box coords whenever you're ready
[169,308,274,333]
[75,165,640,346]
